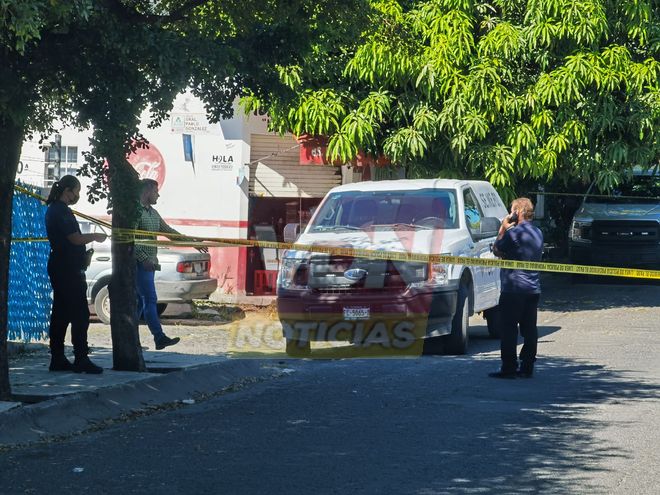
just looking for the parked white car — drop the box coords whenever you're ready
[277,179,508,356]
[80,222,217,324]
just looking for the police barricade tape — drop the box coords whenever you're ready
[111,228,660,280]
[16,185,659,280]
[13,184,113,229]
[12,184,112,243]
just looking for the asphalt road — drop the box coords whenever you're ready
[2,275,659,494]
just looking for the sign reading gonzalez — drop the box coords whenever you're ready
[170,113,210,134]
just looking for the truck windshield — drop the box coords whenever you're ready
[586,175,660,204]
[310,189,459,231]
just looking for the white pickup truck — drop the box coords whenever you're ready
[277,179,508,356]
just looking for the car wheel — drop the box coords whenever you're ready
[444,285,469,355]
[156,303,168,316]
[483,306,500,339]
[94,285,111,325]
[285,338,311,357]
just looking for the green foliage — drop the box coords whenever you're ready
[2,0,361,204]
[0,0,93,53]
[251,0,659,194]
[0,0,363,377]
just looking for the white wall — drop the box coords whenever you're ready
[17,93,272,237]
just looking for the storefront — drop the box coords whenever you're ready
[245,133,342,295]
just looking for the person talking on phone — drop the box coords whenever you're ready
[135,179,207,350]
[489,197,544,379]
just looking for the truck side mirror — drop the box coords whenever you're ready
[283,223,301,244]
[478,217,500,238]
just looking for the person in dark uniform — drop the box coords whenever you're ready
[489,197,544,379]
[45,175,106,374]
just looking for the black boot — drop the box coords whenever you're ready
[73,356,103,374]
[517,364,534,378]
[155,335,180,350]
[49,355,74,372]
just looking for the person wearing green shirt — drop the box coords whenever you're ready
[135,179,206,349]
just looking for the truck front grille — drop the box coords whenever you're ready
[591,221,659,245]
[308,256,426,293]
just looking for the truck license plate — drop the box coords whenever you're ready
[343,307,370,320]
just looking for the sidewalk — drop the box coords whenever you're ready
[1,311,290,447]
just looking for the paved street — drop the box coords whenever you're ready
[2,276,659,494]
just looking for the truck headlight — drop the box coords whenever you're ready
[278,258,309,290]
[408,262,449,289]
[570,221,592,242]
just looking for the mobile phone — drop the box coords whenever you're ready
[509,212,519,224]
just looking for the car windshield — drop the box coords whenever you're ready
[309,188,459,231]
[586,175,660,204]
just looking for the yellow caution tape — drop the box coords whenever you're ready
[112,229,660,280]
[15,184,660,280]
[13,184,113,229]
[11,238,50,242]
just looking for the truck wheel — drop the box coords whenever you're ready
[569,256,592,284]
[156,303,168,316]
[444,285,469,355]
[285,339,311,357]
[422,336,444,355]
[94,285,111,325]
[483,306,500,339]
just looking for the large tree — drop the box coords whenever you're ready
[245,0,659,199]
[0,0,365,399]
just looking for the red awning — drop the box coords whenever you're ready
[297,134,389,167]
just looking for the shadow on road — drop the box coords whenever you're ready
[468,323,561,356]
[248,355,660,494]
[397,356,660,494]
[540,273,660,312]
[220,323,561,360]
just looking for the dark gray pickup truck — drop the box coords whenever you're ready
[569,171,660,269]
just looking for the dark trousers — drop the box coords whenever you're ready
[48,263,90,359]
[498,292,540,373]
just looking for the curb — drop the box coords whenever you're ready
[0,359,286,448]
[7,342,49,358]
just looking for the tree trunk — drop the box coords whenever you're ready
[107,150,145,372]
[0,119,24,400]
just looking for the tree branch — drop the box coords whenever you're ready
[103,0,215,24]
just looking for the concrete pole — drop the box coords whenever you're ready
[53,133,62,179]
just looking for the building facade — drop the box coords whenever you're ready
[17,93,391,297]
